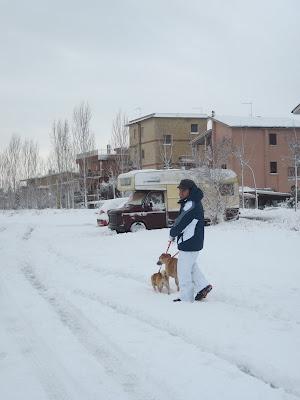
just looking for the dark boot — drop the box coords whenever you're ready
[173,298,181,302]
[195,285,212,301]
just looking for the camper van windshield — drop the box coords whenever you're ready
[126,191,146,205]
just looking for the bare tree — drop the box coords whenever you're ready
[22,139,39,179]
[72,102,95,208]
[111,110,130,174]
[156,119,181,169]
[286,128,300,211]
[192,137,233,223]
[0,150,7,208]
[50,119,78,208]
[232,144,258,209]
[20,139,40,208]
[5,135,22,208]
[159,134,173,169]
[229,128,258,209]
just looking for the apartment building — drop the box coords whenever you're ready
[128,113,208,169]
[192,115,300,193]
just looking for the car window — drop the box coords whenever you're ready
[147,192,165,210]
[127,192,145,205]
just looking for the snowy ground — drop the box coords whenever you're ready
[0,208,299,400]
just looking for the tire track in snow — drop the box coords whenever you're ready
[23,226,35,240]
[0,278,74,400]
[30,237,300,398]
[21,262,179,400]
[46,243,147,284]
[73,288,300,399]
[45,242,300,325]
[211,292,300,326]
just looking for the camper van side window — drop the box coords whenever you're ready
[120,177,131,186]
[220,183,234,196]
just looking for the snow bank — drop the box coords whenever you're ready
[97,197,129,224]
[240,207,300,231]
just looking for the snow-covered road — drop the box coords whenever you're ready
[0,209,299,400]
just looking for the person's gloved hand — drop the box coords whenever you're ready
[169,236,175,242]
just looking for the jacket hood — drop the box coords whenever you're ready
[179,184,203,203]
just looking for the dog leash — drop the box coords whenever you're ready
[166,241,179,258]
[166,240,172,253]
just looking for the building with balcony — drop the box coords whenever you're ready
[192,115,300,193]
[128,113,208,170]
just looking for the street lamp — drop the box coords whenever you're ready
[243,161,258,209]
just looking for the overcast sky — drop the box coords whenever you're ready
[1,0,299,156]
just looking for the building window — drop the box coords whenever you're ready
[221,164,227,169]
[133,128,136,139]
[191,124,198,133]
[163,134,172,145]
[270,161,277,174]
[269,133,277,145]
[141,127,144,138]
[142,149,145,159]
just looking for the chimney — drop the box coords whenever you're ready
[211,110,215,117]
[107,144,111,155]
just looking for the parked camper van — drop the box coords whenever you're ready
[108,169,239,233]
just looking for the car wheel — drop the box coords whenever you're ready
[130,222,146,233]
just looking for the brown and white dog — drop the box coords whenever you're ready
[151,270,170,294]
[157,253,179,292]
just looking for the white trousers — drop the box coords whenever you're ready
[177,251,209,302]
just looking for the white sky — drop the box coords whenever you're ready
[0,0,299,157]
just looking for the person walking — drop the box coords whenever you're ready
[170,179,212,302]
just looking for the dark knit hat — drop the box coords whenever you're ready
[177,179,195,190]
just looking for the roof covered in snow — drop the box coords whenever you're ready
[127,113,208,125]
[213,115,300,128]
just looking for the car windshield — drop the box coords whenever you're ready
[126,192,146,205]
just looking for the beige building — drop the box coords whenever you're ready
[128,113,208,169]
[192,115,300,193]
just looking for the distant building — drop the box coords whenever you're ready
[20,171,80,208]
[127,113,208,169]
[75,146,129,202]
[192,115,300,193]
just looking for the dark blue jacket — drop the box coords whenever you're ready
[170,184,204,252]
